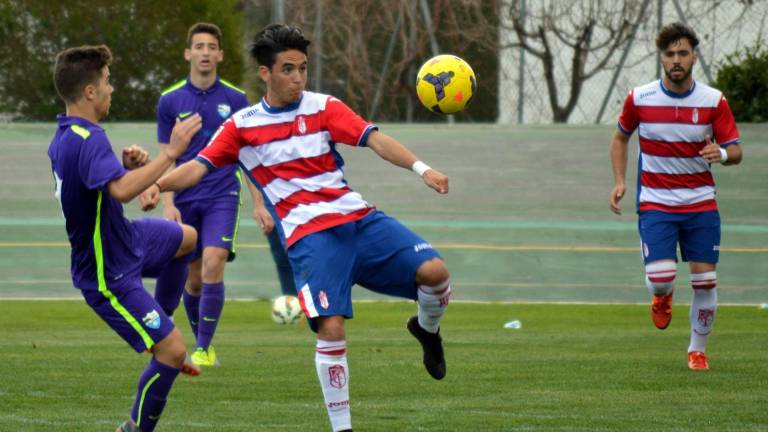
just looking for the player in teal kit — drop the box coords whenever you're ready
[48,45,202,431]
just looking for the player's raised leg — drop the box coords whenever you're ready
[409,257,451,380]
[645,259,676,330]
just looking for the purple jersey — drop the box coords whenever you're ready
[157,77,249,204]
[48,115,140,291]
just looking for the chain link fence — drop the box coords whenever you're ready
[498,0,768,124]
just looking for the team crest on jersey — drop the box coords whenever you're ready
[329,364,346,389]
[697,308,715,327]
[142,310,161,329]
[217,103,231,119]
[318,290,329,309]
[297,115,307,134]
[692,108,699,124]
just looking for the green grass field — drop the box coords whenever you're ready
[1,122,766,430]
[1,301,767,431]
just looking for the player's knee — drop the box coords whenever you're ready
[177,224,197,257]
[201,248,228,282]
[415,258,450,287]
[316,316,346,341]
[154,329,186,367]
[645,260,677,295]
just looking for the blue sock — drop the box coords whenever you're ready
[197,282,224,350]
[131,357,180,432]
[183,290,200,341]
[267,229,296,295]
[154,258,189,317]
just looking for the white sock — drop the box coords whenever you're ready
[688,272,717,353]
[315,339,351,432]
[644,261,676,296]
[417,279,452,334]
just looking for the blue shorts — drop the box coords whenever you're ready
[287,210,441,329]
[639,210,720,264]
[82,217,182,353]
[176,197,241,262]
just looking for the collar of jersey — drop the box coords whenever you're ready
[185,76,221,94]
[56,113,102,131]
[261,95,303,113]
[659,79,695,99]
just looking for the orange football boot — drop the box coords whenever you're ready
[688,351,710,371]
[650,292,673,329]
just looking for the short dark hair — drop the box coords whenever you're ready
[187,22,223,48]
[54,45,112,104]
[656,22,699,51]
[250,24,310,68]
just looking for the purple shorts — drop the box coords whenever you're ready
[81,218,183,352]
[175,197,241,262]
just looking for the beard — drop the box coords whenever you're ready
[664,65,692,85]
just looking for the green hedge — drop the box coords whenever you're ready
[713,45,768,123]
[0,0,243,121]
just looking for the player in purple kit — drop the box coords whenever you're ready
[48,45,202,431]
[143,24,453,432]
[154,23,259,366]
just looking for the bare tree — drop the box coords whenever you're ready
[502,0,646,123]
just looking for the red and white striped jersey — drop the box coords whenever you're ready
[618,80,740,213]
[198,91,377,247]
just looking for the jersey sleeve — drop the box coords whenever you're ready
[197,117,241,169]
[712,95,740,147]
[78,131,126,191]
[156,95,174,144]
[322,96,378,147]
[617,90,639,135]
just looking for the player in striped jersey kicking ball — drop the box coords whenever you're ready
[141,24,452,431]
[609,22,743,371]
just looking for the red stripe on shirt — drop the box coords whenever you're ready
[641,171,714,189]
[251,153,338,186]
[286,208,373,248]
[640,138,704,158]
[239,111,327,146]
[275,187,353,219]
[637,106,716,124]
[639,200,717,213]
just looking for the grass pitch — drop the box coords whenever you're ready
[2,301,766,431]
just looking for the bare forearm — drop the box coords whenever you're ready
[246,176,267,208]
[157,160,207,192]
[723,144,743,165]
[610,133,629,185]
[108,152,174,202]
[366,131,418,170]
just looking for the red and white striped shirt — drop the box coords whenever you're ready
[198,91,377,247]
[618,80,740,213]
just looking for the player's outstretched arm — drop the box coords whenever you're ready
[107,114,201,203]
[140,160,209,211]
[609,129,631,215]
[366,130,448,194]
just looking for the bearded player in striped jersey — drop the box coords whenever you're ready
[141,24,452,431]
[609,22,743,371]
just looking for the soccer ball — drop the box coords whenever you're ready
[416,54,476,114]
[271,295,303,324]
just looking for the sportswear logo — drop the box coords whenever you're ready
[142,310,161,329]
[329,364,346,389]
[217,104,231,119]
[178,111,192,119]
[221,236,233,242]
[319,290,329,310]
[413,242,433,253]
[202,316,217,322]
